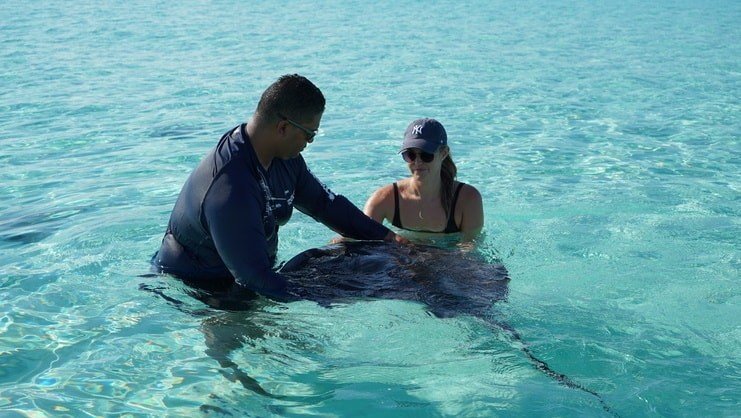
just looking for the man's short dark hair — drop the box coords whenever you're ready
[256,74,325,122]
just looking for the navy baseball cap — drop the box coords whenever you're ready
[400,118,447,154]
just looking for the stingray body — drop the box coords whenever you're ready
[280,241,617,416]
[280,241,510,319]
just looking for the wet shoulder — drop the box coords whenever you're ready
[372,183,396,200]
[364,183,396,221]
[458,182,482,202]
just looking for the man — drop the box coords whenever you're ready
[152,74,405,299]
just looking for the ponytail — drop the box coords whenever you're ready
[440,149,457,217]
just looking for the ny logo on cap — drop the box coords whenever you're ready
[411,124,423,135]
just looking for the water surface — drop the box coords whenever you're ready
[1,1,739,416]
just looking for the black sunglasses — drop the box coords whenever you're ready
[277,113,317,141]
[402,149,435,163]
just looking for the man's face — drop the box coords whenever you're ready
[278,112,322,159]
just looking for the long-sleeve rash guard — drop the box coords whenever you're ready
[152,124,390,297]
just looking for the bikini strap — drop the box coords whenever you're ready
[444,182,465,233]
[392,182,403,228]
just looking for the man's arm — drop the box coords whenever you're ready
[202,163,289,299]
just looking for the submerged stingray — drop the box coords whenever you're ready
[142,241,617,415]
[282,241,510,318]
[279,241,616,415]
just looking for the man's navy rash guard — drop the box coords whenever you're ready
[152,124,390,296]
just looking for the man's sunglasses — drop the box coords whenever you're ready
[278,113,317,141]
[401,149,435,163]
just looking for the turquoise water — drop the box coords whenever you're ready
[1,0,739,416]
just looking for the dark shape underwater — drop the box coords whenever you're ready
[280,241,616,415]
[143,241,617,416]
[281,241,511,318]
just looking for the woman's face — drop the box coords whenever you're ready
[403,146,448,179]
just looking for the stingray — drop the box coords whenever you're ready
[279,241,617,415]
[281,241,510,317]
[141,241,618,416]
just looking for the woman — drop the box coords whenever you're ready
[364,118,484,242]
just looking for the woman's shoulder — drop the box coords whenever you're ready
[369,182,397,199]
[456,182,483,205]
[454,181,484,234]
[364,182,398,221]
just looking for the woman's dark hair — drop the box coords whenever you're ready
[256,74,325,122]
[440,147,458,217]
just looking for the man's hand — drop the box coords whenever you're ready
[384,230,410,245]
[329,235,351,244]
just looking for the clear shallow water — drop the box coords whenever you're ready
[1,0,738,416]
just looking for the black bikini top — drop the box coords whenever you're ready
[391,182,464,233]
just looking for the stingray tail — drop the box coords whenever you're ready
[485,320,620,417]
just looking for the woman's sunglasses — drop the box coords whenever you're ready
[402,149,435,163]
